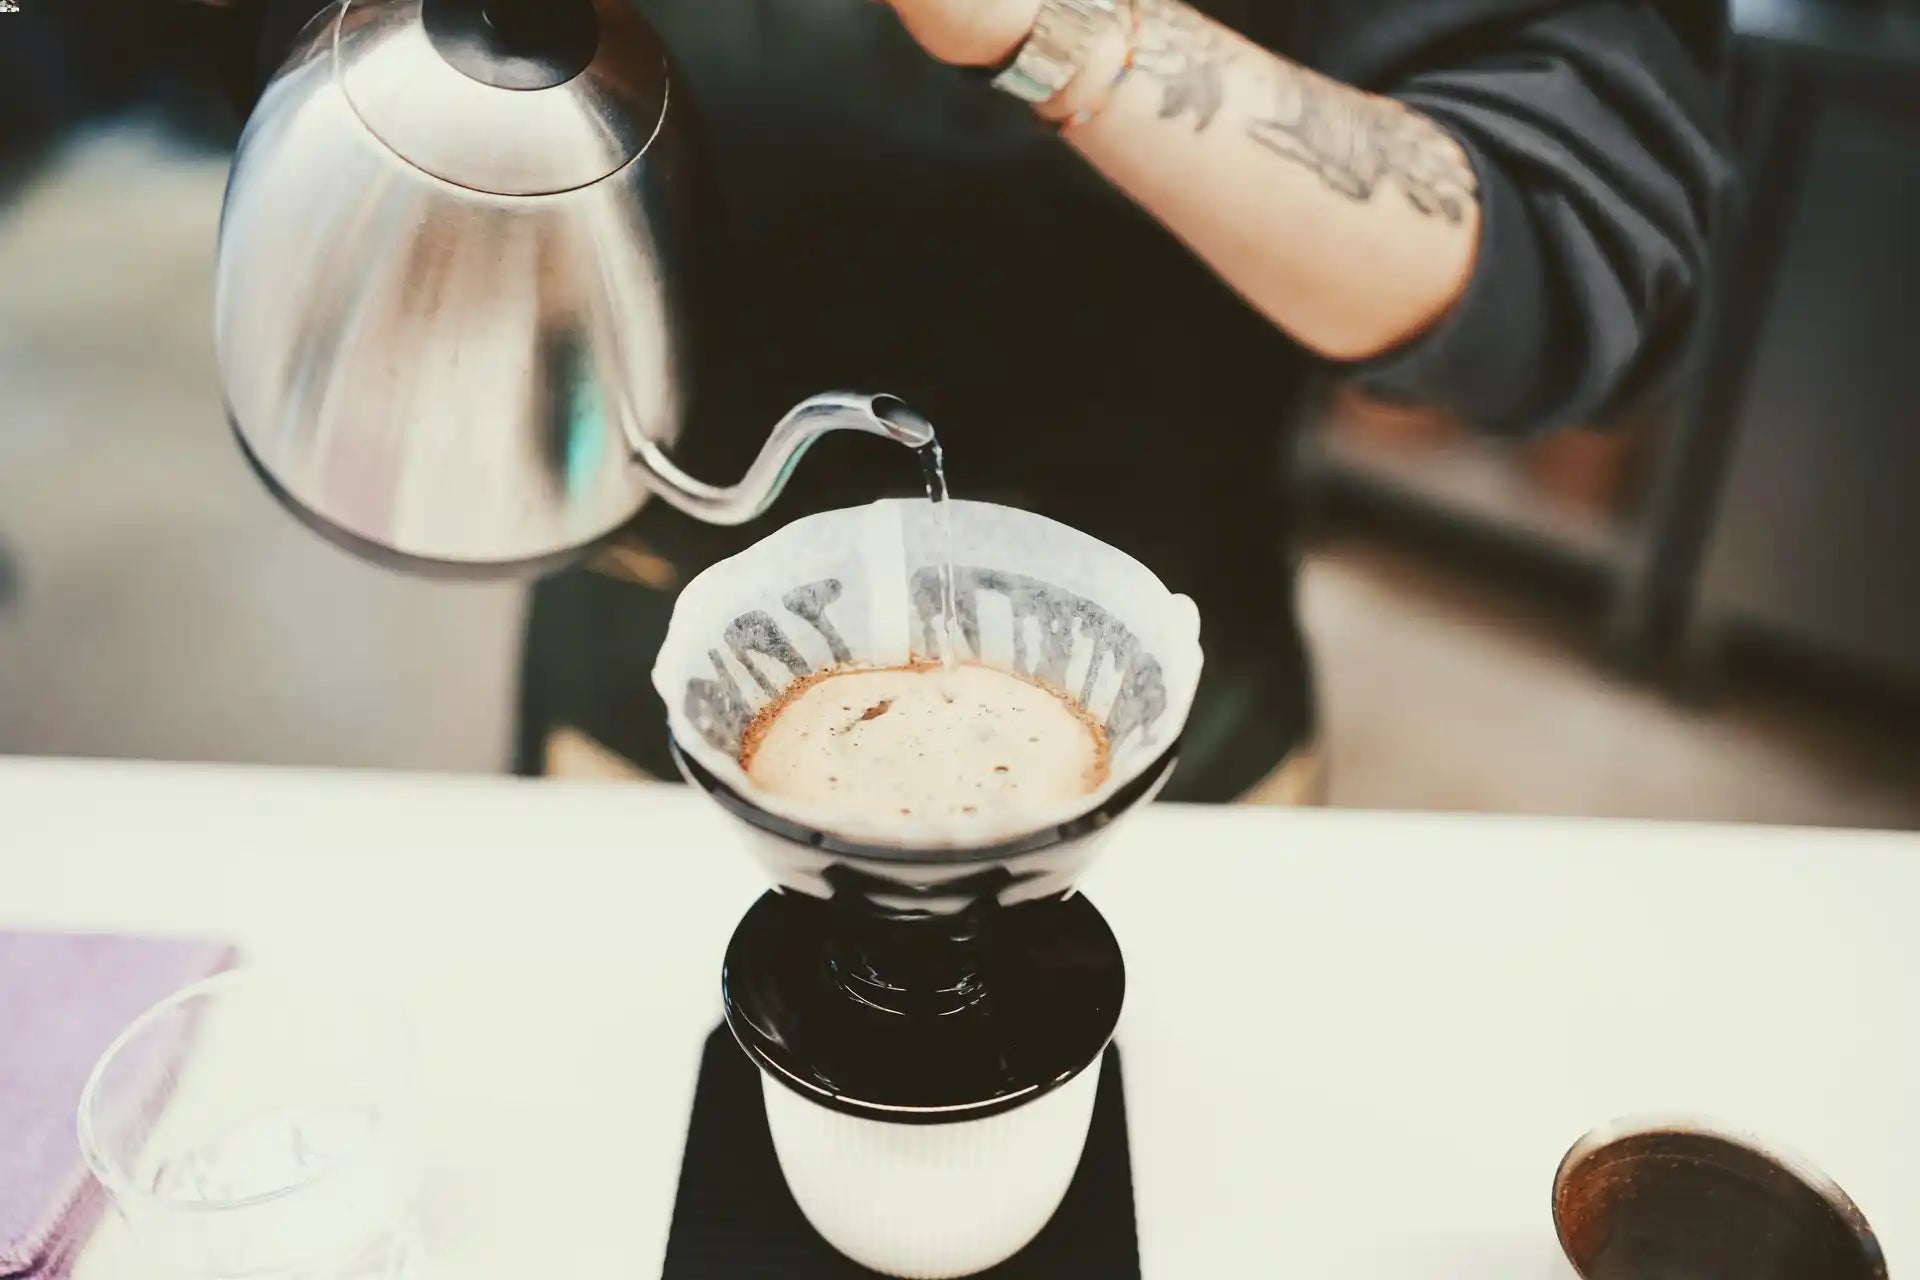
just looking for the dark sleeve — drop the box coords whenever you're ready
[1312,1,1734,434]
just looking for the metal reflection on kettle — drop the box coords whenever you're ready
[216,0,930,573]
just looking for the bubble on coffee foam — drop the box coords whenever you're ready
[740,663,1109,832]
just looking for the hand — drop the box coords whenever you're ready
[881,0,1040,67]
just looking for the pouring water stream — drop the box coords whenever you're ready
[915,438,962,675]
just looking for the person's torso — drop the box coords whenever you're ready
[633,0,1312,614]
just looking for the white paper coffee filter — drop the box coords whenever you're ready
[653,499,1203,848]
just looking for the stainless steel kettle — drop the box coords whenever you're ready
[216,0,932,573]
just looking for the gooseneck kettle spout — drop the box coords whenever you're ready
[216,0,936,574]
[627,393,936,527]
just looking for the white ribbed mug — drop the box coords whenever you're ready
[761,1057,1104,1279]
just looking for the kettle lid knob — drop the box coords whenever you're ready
[422,0,600,91]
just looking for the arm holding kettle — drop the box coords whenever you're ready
[886,0,1479,364]
[886,0,1727,434]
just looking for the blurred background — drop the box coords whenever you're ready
[2,0,1917,826]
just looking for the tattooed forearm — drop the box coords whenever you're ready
[1247,66,1477,224]
[1126,0,1477,225]
[1130,0,1235,131]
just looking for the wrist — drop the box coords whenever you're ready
[985,0,1133,124]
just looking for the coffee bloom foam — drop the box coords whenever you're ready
[741,664,1109,834]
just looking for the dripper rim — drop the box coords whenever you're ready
[670,733,1180,864]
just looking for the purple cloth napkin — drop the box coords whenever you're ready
[0,932,234,1279]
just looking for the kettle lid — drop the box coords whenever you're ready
[335,0,671,197]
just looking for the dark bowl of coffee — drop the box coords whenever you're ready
[669,732,1178,921]
[1553,1117,1887,1280]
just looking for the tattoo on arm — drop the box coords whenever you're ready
[1128,0,1478,225]
[1246,70,1477,223]
[1130,0,1235,130]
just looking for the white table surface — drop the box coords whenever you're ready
[4,756,1916,1278]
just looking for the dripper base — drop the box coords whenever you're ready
[722,890,1123,1125]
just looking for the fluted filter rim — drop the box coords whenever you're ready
[652,499,1203,850]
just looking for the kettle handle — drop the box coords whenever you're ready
[622,392,936,527]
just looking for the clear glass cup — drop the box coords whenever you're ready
[77,969,425,1280]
